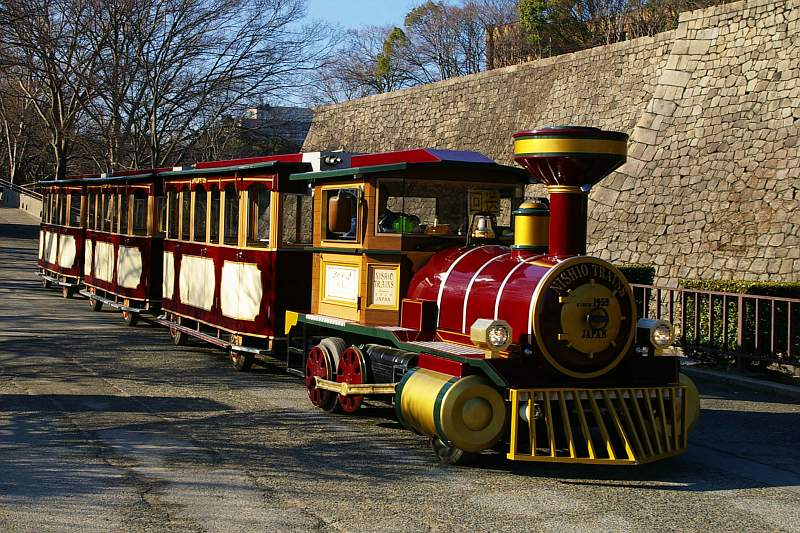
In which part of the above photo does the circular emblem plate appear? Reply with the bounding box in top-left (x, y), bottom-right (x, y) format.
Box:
top-left (531, 257), bottom-right (636, 379)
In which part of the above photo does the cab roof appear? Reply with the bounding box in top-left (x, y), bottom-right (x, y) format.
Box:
top-left (288, 148), bottom-right (528, 184)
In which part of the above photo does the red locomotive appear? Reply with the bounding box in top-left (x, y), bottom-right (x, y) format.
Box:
top-left (286, 126), bottom-right (700, 465)
top-left (34, 126), bottom-right (700, 466)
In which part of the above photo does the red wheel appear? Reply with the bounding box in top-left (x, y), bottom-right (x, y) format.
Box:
top-left (121, 305), bottom-right (139, 326)
top-left (305, 337), bottom-right (347, 412)
top-left (88, 288), bottom-right (102, 312)
top-left (336, 346), bottom-right (367, 414)
top-left (169, 315), bottom-right (186, 346)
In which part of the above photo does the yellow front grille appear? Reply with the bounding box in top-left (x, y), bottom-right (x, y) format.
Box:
top-left (507, 386), bottom-right (688, 465)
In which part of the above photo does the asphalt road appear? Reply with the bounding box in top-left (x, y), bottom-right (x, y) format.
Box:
top-left (1, 205), bottom-right (799, 532)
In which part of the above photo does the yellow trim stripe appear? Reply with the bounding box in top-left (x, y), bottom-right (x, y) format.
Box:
top-left (514, 137), bottom-right (627, 156)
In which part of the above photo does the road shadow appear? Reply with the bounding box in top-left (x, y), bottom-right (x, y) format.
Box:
top-left (0, 393), bottom-right (231, 413)
top-left (0, 222), bottom-right (40, 241)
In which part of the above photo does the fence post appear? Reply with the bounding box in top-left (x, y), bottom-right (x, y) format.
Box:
top-left (736, 295), bottom-right (744, 370)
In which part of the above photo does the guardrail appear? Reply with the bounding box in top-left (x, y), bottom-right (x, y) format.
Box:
top-left (0, 177), bottom-right (42, 218)
top-left (631, 284), bottom-right (799, 370)
top-left (0, 178), bottom-right (42, 200)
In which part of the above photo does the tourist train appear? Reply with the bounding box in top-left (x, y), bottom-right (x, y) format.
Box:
top-left (37, 126), bottom-right (700, 465)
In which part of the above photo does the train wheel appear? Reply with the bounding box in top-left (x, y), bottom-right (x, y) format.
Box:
top-left (88, 288), bottom-right (103, 312)
top-left (431, 437), bottom-right (476, 466)
top-left (41, 277), bottom-right (52, 289)
top-left (62, 285), bottom-right (74, 299)
top-left (121, 300), bottom-right (139, 327)
top-left (169, 316), bottom-right (186, 346)
top-left (336, 346), bottom-right (367, 414)
top-left (230, 351), bottom-right (254, 372)
top-left (305, 337), bottom-right (345, 412)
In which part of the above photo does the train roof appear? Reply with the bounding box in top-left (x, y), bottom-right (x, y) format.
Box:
top-left (38, 171), bottom-right (157, 186)
top-left (288, 148), bottom-right (529, 184)
top-left (159, 158), bottom-right (310, 178)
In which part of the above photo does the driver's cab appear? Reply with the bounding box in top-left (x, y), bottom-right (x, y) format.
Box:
top-left (290, 148), bottom-right (529, 325)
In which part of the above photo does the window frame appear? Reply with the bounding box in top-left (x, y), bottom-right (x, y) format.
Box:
top-left (222, 183), bottom-right (240, 247)
top-left (245, 183), bottom-right (272, 248)
top-left (180, 185), bottom-right (191, 241)
top-left (279, 191), bottom-right (313, 247)
top-left (209, 185), bottom-right (221, 244)
top-left (193, 185), bottom-right (208, 243)
top-left (132, 189), bottom-right (149, 236)
top-left (166, 187), bottom-right (179, 239)
top-left (320, 184), bottom-right (363, 245)
top-left (373, 178), bottom-right (524, 239)
top-left (119, 189), bottom-right (130, 235)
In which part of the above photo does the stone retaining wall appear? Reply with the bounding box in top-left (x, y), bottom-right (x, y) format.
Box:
top-left (304, 0), bottom-right (799, 286)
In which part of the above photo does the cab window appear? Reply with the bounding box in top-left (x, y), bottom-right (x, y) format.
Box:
top-left (193, 185), bottom-right (207, 242)
top-left (280, 193), bottom-right (312, 246)
top-left (223, 184), bottom-right (239, 246)
top-left (246, 184), bottom-right (270, 247)
top-left (324, 187), bottom-right (359, 242)
top-left (375, 179), bottom-right (522, 237)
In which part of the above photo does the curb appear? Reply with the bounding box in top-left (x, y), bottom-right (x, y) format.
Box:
top-left (683, 366), bottom-right (800, 400)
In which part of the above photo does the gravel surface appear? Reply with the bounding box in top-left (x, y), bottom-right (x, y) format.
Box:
top-left (1, 206), bottom-right (799, 532)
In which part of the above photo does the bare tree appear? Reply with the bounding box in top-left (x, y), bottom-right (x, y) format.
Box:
top-left (0, 79), bottom-right (36, 183)
top-left (0, 0), bottom-right (112, 180)
top-left (307, 25), bottom-right (416, 104)
top-left (124, 0), bottom-right (330, 168)
top-left (402, 1), bottom-right (488, 82)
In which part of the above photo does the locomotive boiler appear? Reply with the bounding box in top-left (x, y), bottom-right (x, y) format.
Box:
top-left (286, 125), bottom-right (699, 465)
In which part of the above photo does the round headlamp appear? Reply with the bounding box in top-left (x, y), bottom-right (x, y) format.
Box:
top-left (637, 318), bottom-right (674, 353)
top-left (652, 324), bottom-right (673, 348)
top-left (487, 324), bottom-right (510, 347)
top-left (470, 319), bottom-right (513, 357)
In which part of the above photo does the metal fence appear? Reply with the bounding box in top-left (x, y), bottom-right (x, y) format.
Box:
top-left (631, 284), bottom-right (800, 370)
top-left (0, 177), bottom-right (42, 219)
top-left (0, 178), bottom-right (42, 200)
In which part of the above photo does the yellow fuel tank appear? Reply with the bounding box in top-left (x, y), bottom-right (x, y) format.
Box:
top-left (395, 368), bottom-right (507, 453)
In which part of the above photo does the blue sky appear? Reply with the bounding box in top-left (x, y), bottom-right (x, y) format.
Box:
top-left (306, 0), bottom-right (419, 29)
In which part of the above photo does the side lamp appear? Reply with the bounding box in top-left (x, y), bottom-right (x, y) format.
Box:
top-left (470, 319), bottom-right (512, 359)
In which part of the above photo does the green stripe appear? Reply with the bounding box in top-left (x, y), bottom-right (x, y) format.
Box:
top-left (295, 312), bottom-right (509, 387)
top-left (393, 368), bottom-right (416, 430)
top-left (433, 377), bottom-right (459, 443)
top-left (159, 160), bottom-right (281, 177)
top-left (289, 162), bottom-right (408, 181)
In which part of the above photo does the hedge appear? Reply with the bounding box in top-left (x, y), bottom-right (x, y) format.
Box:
top-left (678, 279), bottom-right (800, 299)
top-left (618, 264), bottom-right (656, 285)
